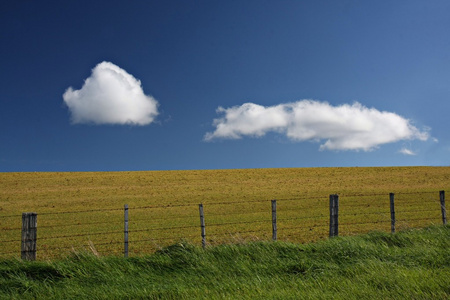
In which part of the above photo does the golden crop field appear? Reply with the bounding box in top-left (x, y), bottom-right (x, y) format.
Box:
top-left (1, 166), bottom-right (449, 259)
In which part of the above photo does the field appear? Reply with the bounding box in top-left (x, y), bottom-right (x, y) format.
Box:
top-left (1, 166), bottom-right (449, 259)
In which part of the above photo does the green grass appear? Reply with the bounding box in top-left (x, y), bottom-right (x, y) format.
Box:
top-left (1, 225), bottom-right (449, 299)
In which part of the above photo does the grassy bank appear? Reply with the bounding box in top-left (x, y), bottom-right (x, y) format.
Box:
top-left (1, 225), bottom-right (449, 299)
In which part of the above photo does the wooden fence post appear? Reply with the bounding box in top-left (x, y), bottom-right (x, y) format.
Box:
top-left (440, 191), bottom-right (447, 225)
top-left (124, 204), bottom-right (129, 258)
top-left (329, 194), bottom-right (339, 237)
top-left (390, 193), bottom-right (395, 233)
top-left (329, 195), bottom-right (334, 237)
top-left (21, 212), bottom-right (37, 261)
top-left (199, 204), bottom-right (206, 249)
top-left (271, 200), bottom-right (277, 241)
top-left (334, 194), bottom-right (339, 236)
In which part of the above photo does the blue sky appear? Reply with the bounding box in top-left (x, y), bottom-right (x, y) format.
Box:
top-left (1, 1), bottom-right (449, 172)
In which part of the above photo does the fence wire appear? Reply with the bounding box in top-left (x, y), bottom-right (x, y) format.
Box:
top-left (0, 190), bottom-right (446, 259)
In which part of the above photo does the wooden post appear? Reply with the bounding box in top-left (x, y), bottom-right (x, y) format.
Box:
top-left (21, 212), bottom-right (37, 261)
top-left (124, 204), bottom-right (129, 258)
top-left (329, 194), bottom-right (339, 237)
top-left (440, 191), bottom-right (447, 225)
top-left (329, 195), bottom-right (334, 237)
top-left (389, 193), bottom-right (395, 233)
top-left (199, 204), bottom-right (206, 249)
top-left (271, 200), bottom-right (277, 241)
top-left (334, 194), bottom-right (339, 237)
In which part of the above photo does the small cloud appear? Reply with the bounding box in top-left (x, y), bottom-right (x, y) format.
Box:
top-left (204, 100), bottom-right (430, 151)
top-left (399, 148), bottom-right (416, 156)
top-left (63, 61), bottom-right (159, 125)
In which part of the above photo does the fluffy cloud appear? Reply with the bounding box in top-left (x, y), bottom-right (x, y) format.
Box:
top-left (204, 100), bottom-right (430, 151)
top-left (63, 61), bottom-right (158, 125)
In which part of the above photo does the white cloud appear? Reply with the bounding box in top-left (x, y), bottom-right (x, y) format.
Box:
top-left (63, 61), bottom-right (158, 125)
top-left (399, 148), bottom-right (416, 155)
top-left (204, 100), bottom-right (430, 151)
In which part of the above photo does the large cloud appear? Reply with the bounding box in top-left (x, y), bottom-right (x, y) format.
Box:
top-left (63, 61), bottom-right (158, 125)
top-left (204, 100), bottom-right (430, 151)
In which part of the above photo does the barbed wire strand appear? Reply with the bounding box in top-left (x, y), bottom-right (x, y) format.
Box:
top-left (207, 219), bottom-right (268, 227)
top-left (130, 215), bottom-right (198, 222)
top-left (395, 199), bottom-right (442, 205)
top-left (208, 229), bottom-right (267, 237)
top-left (204, 199), bottom-right (273, 206)
top-left (0, 214), bottom-right (22, 219)
top-left (397, 217), bottom-right (440, 222)
top-left (276, 195), bottom-right (329, 201)
top-left (206, 209), bottom-right (269, 218)
top-left (41, 240), bottom-right (124, 252)
top-left (131, 233), bottom-right (199, 244)
top-left (339, 211), bottom-right (388, 217)
top-left (396, 191), bottom-right (438, 195)
top-left (0, 239), bottom-right (21, 243)
top-left (38, 207), bottom-right (123, 216)
top-left (132, 203), bottom-right (199, 210)
top-left (341, 203), bottom-right (388, 208)
top-left (340, 220), bottom-right (387, 226)
top-left (38, 230), bottom-right (123, 241)
top-left (340, 193), bottom-right (389, 198)
top-left (0, 227), bottom-right (22, 231)
top-left (38, 220), bottom-right (122, 229)
top-left (396, 208), bottom-right (442, 214)
top-left (278, 215), bottom-right (327, 222)
top-left (130, 224), bottom-right (198, 233)
top-left (277, 224), bottom-right (329, 231)
top-left (0, 250), bottom-right (20, 255)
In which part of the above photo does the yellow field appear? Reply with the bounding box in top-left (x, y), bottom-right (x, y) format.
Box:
top-left (1, 167), bottom-right (449, 259)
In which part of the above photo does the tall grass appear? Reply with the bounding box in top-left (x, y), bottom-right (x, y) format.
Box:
top-left (1, 225), bottom-right (449, 299)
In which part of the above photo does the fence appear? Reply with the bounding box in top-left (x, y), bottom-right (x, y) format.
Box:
top-left (0, 190), bottom-right (447, 260)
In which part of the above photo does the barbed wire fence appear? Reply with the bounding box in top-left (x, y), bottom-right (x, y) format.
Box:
top-left (0, 190), bottom-right (446, 260)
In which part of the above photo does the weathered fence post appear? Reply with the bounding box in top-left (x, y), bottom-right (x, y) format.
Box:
top-left (329, 195), bottom-right (333, 237)
top-left (390, 193), bottom-right (395, 233)
top-left (334, 194), bottom-right (339, 236)
top-left (440, 191), bottom-right (447, 225)
top-left (124, 204), bottom-right (129, 258)
top-left (199, 204), bottom-right (206, 249)
top-left (329, 194), bottom-right (339, 237)
top-left (21, 212), bottom-right (37, 261)
top-left (271, 200), bottom-right (277, 241)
